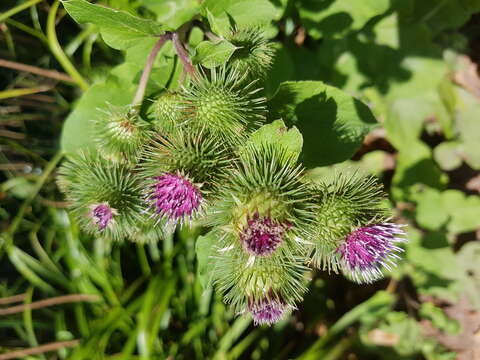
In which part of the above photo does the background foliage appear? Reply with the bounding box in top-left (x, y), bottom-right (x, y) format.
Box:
top-left (1, 0), bottom-right (480, 358)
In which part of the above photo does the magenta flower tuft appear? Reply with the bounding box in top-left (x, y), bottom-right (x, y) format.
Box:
top-left (337, 223), bottom-right (407, 283)
top-left (148, 172), bottom-right (202, 224)
top-left (240, 212), bottom-right (289, 256)
top-left (249, 296), bottom-right (288, 326)
top-left (90, 203), bottom-right (116, 230)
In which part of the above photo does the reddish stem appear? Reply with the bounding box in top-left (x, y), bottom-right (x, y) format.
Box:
top-left (132, 33), bottom-right (171, 107)
top-left (172, 32), bottom-right (197, 78)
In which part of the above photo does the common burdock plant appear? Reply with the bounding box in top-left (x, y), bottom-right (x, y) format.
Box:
top-left (210, 227), bottom-right (308, 320)
top-left (57, 5), bottom-right (409, 327)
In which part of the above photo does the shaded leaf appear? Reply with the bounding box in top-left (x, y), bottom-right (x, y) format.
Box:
top-left (299, 0), bottom-right (390, 39)
top-left (268, 81), bottom-right (376, 167)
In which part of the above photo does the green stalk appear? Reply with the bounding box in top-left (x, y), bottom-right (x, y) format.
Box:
top-left (2, 151), bottom-right (63, 250)
top-left (46, 1), bottom-right (89, 91)
top-left (5, 18), bottom-right (48, 44)
top-left (298, 291), bottom-right (394, 360)
top-left (0, 0), bottom-right (43, 23)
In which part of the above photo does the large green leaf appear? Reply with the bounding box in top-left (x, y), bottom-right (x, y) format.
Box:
top-left (299, 0), bottom-right (390, 39)
top-left (140, 0), bottom-right (200, 30)
top-left (268, 81), bottom-right (376, 167)
top-left (62, 0), bottom-right (164, 50)
top-left (202, 0), bottom-right (281, 36)
top-left (193, 40), bottom-right (237, 68)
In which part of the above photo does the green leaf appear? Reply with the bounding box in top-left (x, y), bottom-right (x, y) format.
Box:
top-left (140, 0), bottom-right (200, 30)
top-left (433, 142), bottom-right (462, 171)
top-left (202, 0), bottom-right (281, 36)
top-left (360, 311), bottom-right (424, 357)
top-left (60, 75), bottom-right (136, 154)
top-left (391, 141), bottom-right (448, 201)
top-left (62, 0), bottom-right (164, 50)
top-left (442, 190), bottom-right (480, 234)
top-left (414, 187), bottom-right (449, 231)
top-left (195, 232), bottom-right (217, 289)
top-left (268, 81), bottom-right (376, 167)
top-left (419, 302), bottom-right (460, 335)
top-left (409, 0), bottom-right (480, 35)
top-left (299, 0), bottom-right (390, 39)
top-left (245, 120), bottom-right (303, 161)
top-left (193, 40), bottom-right (237, 68)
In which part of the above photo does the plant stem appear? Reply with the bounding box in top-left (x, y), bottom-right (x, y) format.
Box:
top-left (46, 1), bottom-right (89, 91)
top-left (132, 34), bottom-right (171, 107)
top-left (172, 32), bottom-right (196, 78)
top-left (0, 340), bottom-right (79, 360)
top-left (0, 58), bottom-right (74, 82)
top-left (0, 0), bottom-right (43, 23)
top-left (0, 294), bottom-right (100, 316)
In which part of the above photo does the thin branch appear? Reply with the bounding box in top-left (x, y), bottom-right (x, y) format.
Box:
top-left (172, 32), bottom-right (196, 78)
top-left (0, 294), bottom-right (100, 316)
top-left (0, 340), bottom-right (79, 360)
top-left (132, 33), bottom-right (171, 107)
top-left (0, 59), bottom-right (73, 82)
top-left (0, 293), bottom-right (26, 306)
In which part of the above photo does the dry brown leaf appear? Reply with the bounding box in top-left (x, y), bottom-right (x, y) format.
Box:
top-left (421, 295), bottom-right (480, 360)
top-left (454, 56), bottom-right (480, 100)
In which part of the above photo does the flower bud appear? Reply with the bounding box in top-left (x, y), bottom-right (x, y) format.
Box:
top-left (226, 27), bottom-right (274, 82)
top-left (210, 230), bottom-right (307, 320)
top-left (338, 223), bottom-right (407, 283)
top-left (57, 152), bottom-right (145, 241)
top-left (248, 294), bottom-right (291, 326)
top-left (150, 92), bottom-right (184, 135)
top-left (208, 142), bottom-right (316, 254)
top-left (180, 67), bottom-right (266, 143)
top-left (207, 143), bottom-right (315, 319)
top-left (93, 105), bottom-right (151, 164)
top-left (140, 127), bottom-right (231, 227)
top-left (307, 173), bottom-right (406, 280)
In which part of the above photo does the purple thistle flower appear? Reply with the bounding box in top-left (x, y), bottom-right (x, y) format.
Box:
top-left (90, 203), bottom-right (116, 230)
top-left (248, 296), bottom-right (288, 326)
top-left (239, 212), bottom-right (289, 256)
top-left (337, 223), bottom-right (407, 283)
top-left (148, 172), bottom-right (202, 224)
